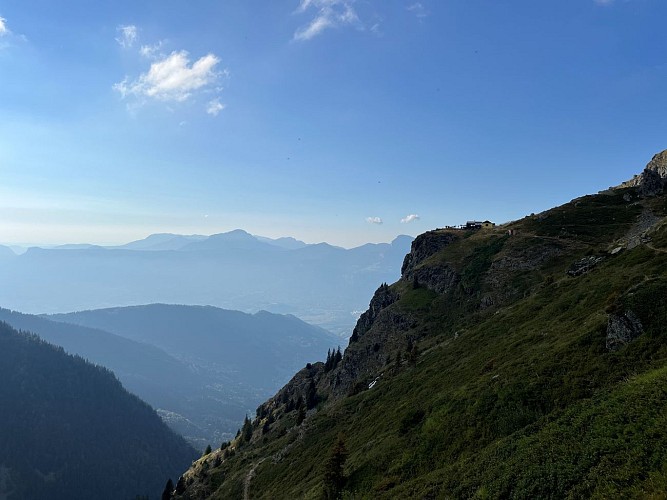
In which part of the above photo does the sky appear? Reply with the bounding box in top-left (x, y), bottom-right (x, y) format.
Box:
top-left (1, 0), bottom-right (666, 248)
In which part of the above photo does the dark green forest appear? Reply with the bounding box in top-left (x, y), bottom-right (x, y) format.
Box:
top-left (0, 321), bottom-right (197, 500)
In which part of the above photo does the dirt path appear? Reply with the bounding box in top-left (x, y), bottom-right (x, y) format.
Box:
top-left (243, 457), bottom-right (267, 500)
top-left (647, 243), bottom-right (667, 254)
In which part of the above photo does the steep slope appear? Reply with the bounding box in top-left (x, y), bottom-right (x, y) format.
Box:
top-left (0, 308), bottom-right (247, 450)
top-left (171, 150), bottom-right (667, 499)
top-left (0, 321), bottom-right (197, 500)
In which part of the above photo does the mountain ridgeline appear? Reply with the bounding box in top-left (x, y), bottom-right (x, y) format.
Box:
top-left (0, 305), bottom-right (338, 451)
top-left (0, 231), bottom-right (413, 336)
top-left (0, 321), bottom-right (197, 500)
top-left (171, 150), bottom-right (667, 498)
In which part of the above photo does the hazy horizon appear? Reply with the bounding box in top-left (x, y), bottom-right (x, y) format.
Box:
top-left (2, 1), bottom-right (665, 249)
top-left (0, 227), bottom-right (415, 251)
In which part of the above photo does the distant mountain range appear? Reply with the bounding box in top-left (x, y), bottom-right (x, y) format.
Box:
top-left (0, 321), bottom-right (196, 500)
top-left (0, 230), bottom-right (413, 335)
top-left (0, 304), bottom-right (337, 450)
top-left (172, 150), bottom-right (667, 499)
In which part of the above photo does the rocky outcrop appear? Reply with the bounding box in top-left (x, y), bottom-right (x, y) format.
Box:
top-left (410, 264), bottom-right (460, 294)
top-left (567, 256), bottom-right (605, 276)
top-left (401, 230), bottom-right (459, 278)
top-left (349, 283), bottom-right (399, 343)
top-left (620, 209), bottom-right (661, 250)
top-left (260, 362), bottom-right (325, 418)
top-left (336, 307), bottom-right (416, 391)
top-left (618, 150), bottom-right (667, 196)
top-left (606, 311), bottom-right (643, 351)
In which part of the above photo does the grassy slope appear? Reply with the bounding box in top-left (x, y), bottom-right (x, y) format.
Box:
top-left (196, 189), bottom-right (667, 499)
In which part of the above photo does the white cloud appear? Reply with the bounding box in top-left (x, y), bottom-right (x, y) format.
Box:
top-left (140, 41), bottom-right (164, 59)
top-left (116, 25), bottom-right (137, 48)
top-left (294, 0), bottom-right (361, 41)
top-left (206, 98), bottom-right (225, 116)
top-left (366, 216), bottom-right (383, 225)
top-left (401, 214), bottom-right (420, 224)
top-left (0, 16), bottom-right (8, 36)
top-left (407, 3), bottom-right (428, 18)
top-left (114, 50), bottom-right (221, 102)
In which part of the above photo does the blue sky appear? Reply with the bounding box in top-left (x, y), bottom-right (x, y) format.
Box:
top-left (1, 0), bottom-right (666, 247)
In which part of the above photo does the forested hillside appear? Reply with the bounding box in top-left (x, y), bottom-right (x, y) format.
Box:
top-left (3, 304), bottom-right (337, 450)
top-left (0, 321), bottom-right (197, 500)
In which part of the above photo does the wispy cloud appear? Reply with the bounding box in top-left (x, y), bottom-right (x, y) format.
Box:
top-left (139, 41), bottom-right (164, 59)
top-left (0, 16), bottom-right (9, 36)
top-left (294, 0), bottom-right (361, 41)
top-left (116, 25), bottom-right (137, 48)
top-left (114, 50), bottom-right (221, 102)
top-left (407, 3), bottom-right (429, 19)
top-left (366, 216), bottom-right (383, 225)
top-left (206, 98), bottom-right (225, 116)
top-left (401, 214), bottom-right (420, 224)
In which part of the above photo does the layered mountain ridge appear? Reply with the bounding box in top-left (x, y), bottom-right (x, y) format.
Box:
top-left (0, 304), bottom-right (338, 450)
top-left (0, 232), bottom-right (413, 336)
top-left (171, 150), bottom-right (667, 499)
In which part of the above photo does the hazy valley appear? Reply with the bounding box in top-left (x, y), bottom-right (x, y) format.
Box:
top-left (3, 2), bottom-right (667, 498)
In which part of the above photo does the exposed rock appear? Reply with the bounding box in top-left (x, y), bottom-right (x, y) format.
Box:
top-left (567, 256), bottom-right (605, 276)
top-left (401, 230), bottom-right (458, 278)
top-left (334, 307), bottom-right (417, 396)
top-left (646, 149), bottom-right (667, 178)
top-left (618, 149), bottom-right (667, 196)
top-left (638, 168), bottom-right (664, 197)
top-left (606, 311), bottom-right (643, 351)
top-left (349, 283), bottom-right (399, 343)
top-left (409, 263), bottom-right (460, 294)
top-left (271, 363), bottom-right (324, 410)
top-left (480, 296), bottom-right (494, 309)
top-left (621, 209), bottom-right (661, 249)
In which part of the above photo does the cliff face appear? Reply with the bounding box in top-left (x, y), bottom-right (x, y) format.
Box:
top-left (619, 149), bottom-right (667, 195)
top-left (172, 151), bottom-right (667, 500)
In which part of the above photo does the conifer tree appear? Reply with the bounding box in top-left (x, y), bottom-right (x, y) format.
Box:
top-left (241, 415), bottom-right (252, 443)
top-left (323, 434), bottom-right (348, 499)
top-left (306, 379), bottom-right (318, 409)
top-left (161, 479), bottom-right (174, 500)
top-left (334, 347), bottom-right (342, 367)
top-left (325, 349), bottom-right (333, 372)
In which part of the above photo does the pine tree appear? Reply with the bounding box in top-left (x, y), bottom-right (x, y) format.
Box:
top-left (323, 434), bottom-right (348, 499)
top-left (334, 347), bottom-right (342, 368)
top-left (204, 444), bottom-right (212, 455)
top-left (241, 415), bottom-right (253, 443)
top-left (325, 349), bottom-right (333, 372)
top-left (306, 379), bottom-right (318, 409)
top-left (161, 479), bottom-right (174, 500)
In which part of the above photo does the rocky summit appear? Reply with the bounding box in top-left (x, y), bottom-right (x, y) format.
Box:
top-left (619, 148), bottom-right (667, 196)
top-left (171, 150), bottom-right (667, 499)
